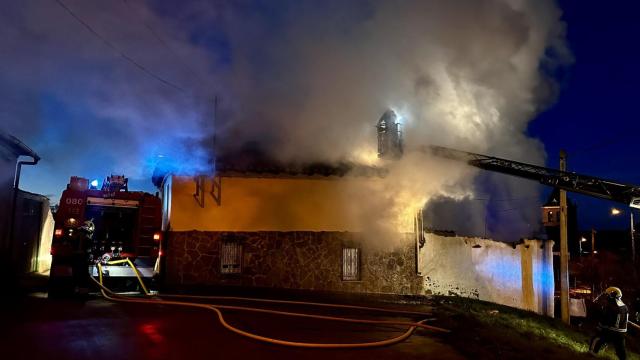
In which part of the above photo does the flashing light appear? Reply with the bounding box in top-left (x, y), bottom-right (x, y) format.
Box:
top-left (581, 237), bottom-right (587, 242)
top-left (158, 250), bottom-right (163, 256)
top-left (153, 232), bottom-right (161, 241)
top-left (54, 229), bottom-right (63, 237)
top-left (90, 179), bottom-right (99, 188)
top-left (611, 208), bottom-right (622, 216)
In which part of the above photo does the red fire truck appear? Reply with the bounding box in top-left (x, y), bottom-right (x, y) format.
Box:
top-left (49, 175), bottom-right (162, 295)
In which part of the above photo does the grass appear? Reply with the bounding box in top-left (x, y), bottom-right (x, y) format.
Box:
top-left (430, 296), bottom-right (640, 360)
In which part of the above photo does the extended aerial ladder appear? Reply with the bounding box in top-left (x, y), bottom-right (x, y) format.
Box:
top-left (426, 145), bottom-right (640, 209)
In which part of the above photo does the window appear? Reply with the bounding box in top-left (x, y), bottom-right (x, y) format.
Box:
top-left (221, 241), bottom-right (242, 274)
top-left (342, 248), bottom-right (360, 281)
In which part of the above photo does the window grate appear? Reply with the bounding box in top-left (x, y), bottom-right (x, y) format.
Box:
top-left (221, 241), bottom-right (242, 274)
top-left (342, 248), bottom-right (360, 281)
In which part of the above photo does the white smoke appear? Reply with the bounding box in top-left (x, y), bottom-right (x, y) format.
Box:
top-left (0, 0), bottom-right (569, 242)
top-left (214, 0), bottom-right (570, 242)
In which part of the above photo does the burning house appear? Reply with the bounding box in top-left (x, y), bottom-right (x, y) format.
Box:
top-left (153, 156), bottom-right (423, 294)
top-left (153, 111), bottom-right (554, 316)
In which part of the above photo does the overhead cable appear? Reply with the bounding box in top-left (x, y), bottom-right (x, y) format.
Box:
top-left (53, 0), bottom-right (187, 93)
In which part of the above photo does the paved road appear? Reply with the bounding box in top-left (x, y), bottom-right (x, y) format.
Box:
top-left (2, 293), bottom-right (463, 360)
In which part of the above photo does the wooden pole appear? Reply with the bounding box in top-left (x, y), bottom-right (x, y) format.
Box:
top-left (591, 228), bottom-right (596, 257)
top-left (559, 150), bottom-right (570, 324)
top-left (631, 211), bottom-right (635, 264)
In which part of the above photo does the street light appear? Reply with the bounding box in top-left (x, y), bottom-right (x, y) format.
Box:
top-left (580, 237), bottom-right (587, 254)
top-left (611, 208), bottom-right (635, 263)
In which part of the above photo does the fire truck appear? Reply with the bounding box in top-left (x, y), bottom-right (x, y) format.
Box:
top-left (49, 175), bottom-right (163, 295)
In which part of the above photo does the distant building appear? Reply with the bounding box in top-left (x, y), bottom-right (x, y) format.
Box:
top-left (541, 188), bottom-right (579, 254)
top-left (0, 132), bottom-right (52, 280)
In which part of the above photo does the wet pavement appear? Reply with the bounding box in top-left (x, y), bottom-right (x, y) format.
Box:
top-left (1, 293), bottom-right (463, 360)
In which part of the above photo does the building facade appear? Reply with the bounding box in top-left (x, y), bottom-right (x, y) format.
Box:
top-left (156, 166), bottom-right (555, 316)
top-left (0, 132), bottom-right (49, 281)
top-left (158, 168), bottom-right (423, 295)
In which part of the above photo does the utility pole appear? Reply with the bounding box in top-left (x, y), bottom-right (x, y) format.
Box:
top-left (591, 228), bottom-right (596, 257)
top-left (631, 211), bottom-right (635, 264)
top-left (559, 150), bottom-right (570, 324)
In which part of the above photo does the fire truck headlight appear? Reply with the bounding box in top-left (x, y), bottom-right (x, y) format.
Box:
top-left (65, 218), bottom-right (77, 227)
top-left (54, 229), bottom-right (63, 237)
top-left (153, 232), bottom-right (161, 241)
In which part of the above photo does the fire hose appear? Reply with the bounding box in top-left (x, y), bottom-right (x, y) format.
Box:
top-left (90, 259), bottom-right (450, 348)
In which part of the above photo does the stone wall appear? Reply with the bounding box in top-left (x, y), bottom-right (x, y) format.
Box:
top-left (166, 231), bottom-right (422, 295)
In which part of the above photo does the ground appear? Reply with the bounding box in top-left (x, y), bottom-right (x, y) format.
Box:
top-left (2, 278), bottom-right (638, 359)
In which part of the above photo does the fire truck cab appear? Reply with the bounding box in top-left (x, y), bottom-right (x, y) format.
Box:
top-left (49, 175), bottom-right (162, 295)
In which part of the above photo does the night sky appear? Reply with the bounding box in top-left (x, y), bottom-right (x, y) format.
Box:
top-left (529, 0), bottom-right (640, 230)
top-left (3, 0), bottom-right (640, 235)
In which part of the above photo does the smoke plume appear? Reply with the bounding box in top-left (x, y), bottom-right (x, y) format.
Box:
top-left (0, 0), bottom-right (569, 242)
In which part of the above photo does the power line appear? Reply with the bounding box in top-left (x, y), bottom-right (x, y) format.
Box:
top-left (470, 196), bottom-right (541, 202)
top-left (121, 0), bottom-right (206, 88)
top-left (570, 130), bottom-right (635, 158)
top-left (53, 0), bottom-right (187, 93)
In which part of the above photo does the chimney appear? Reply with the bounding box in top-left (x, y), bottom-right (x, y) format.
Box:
top-left (376, 110), bottom-right (403, 159)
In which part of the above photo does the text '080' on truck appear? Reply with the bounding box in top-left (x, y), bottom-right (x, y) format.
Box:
top-left (49, 175), bottom-right (163, 296)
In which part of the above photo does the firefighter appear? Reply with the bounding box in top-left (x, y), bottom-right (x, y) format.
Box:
top-left (71, 219), bottom-right (94, 293)
top-left (589, 287), bottom-right (629, 359)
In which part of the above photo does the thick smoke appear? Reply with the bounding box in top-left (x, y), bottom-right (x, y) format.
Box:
top-left (0, 0), bottom-right (569, 242)
top-left (215, 0), bottom-right (569, 243)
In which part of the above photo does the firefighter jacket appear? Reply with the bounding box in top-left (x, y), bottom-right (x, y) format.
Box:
top-left (598, 298), bottom-right (629, 333)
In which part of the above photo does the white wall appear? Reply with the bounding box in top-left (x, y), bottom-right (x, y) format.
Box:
top-left (418, 233), bottom-right (554, 316)
top-left (36, 206), bottom-right (53, 273)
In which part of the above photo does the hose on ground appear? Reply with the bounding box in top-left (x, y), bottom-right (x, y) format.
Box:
top-left (91, 261), bottom-right (449, 348)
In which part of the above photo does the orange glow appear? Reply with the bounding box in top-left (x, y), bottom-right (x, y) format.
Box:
top-left (153, 232), bottom-right (161, 241)
top-left (54, 229), bottom-right (63, 237)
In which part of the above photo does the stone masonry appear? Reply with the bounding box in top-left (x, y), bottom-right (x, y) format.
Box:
top-left (166, 231), bottom-right (423, 295)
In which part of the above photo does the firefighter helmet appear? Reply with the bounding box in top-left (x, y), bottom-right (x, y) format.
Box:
top-left (80, 219), bottom-right (95, 233)
top-left (605, 286), bottom-right (622, 299)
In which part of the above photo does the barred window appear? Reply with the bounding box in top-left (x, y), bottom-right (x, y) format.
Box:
top-left (342, 248), bottom-right (360, 281)
top-left (221, 241), bottom-right (242, 274)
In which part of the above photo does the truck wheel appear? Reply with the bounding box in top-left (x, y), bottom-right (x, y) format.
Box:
top-left (48, 257), bottom-right (74, 298)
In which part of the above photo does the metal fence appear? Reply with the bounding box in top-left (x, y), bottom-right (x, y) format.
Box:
top-left (221, 241), bottom-right (242, 274)
top-left (342, 248), bottom-right (360, 281)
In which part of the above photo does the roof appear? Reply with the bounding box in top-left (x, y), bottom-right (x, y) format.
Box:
top-left (543, 188), bottom-right (560, 207)
top-left (152, 146), bottom-right (387, 188)
top-left (214, 158), bottom-right (386, 178)
top-left (0, 131), bottom-right (40, 160)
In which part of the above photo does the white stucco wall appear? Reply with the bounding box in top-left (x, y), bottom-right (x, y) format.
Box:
top-left (37, 207), bottom-right (54, 273)
top-left (418, 233), bottom-right (554, 316)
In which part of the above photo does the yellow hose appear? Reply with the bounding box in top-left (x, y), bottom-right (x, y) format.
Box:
top-left (161, 293), bottom-right (433, 317)
top-left (93, 260), bottom-right (449, 348)
top-left (103, 259), bottom-right (432, 317)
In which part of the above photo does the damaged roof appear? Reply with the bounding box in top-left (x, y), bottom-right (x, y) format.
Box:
top-left (152, 145), bottom-right (387, 187)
